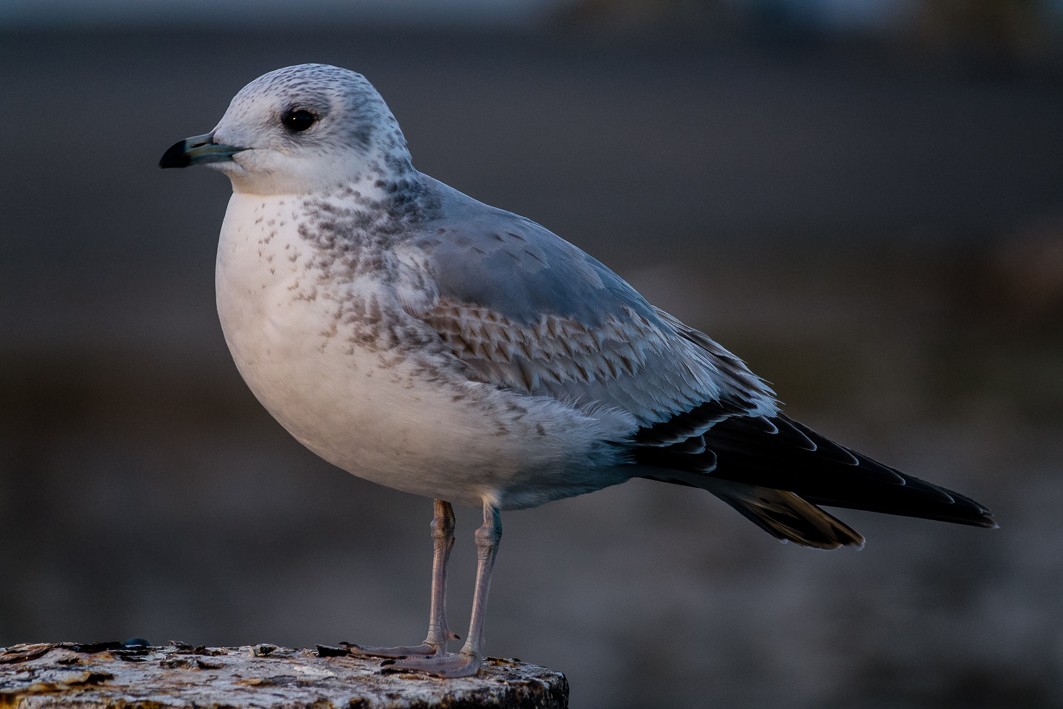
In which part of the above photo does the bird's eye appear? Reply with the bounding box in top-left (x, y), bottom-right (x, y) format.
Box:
top-left (281, 108), bottom-right (316, 132)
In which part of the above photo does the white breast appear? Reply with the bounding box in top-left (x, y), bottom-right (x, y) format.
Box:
top-left (214, 193), bottom-right (632, 510)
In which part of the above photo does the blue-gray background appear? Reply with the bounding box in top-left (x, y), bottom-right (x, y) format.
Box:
top-left (2, 2), bottom-right (1062, 706)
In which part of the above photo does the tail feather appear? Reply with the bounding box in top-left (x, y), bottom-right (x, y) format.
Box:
top-left (716, 483), bottom-right (865, 550)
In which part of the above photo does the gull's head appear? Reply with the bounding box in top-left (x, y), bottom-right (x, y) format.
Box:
top-left (159, 64), bottom-right (413, 195)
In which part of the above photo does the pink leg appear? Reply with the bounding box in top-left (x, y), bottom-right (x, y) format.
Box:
top-left (382, 501), bottom-right (502, 678)
top-left (347, 499), bottom-right (459, 658)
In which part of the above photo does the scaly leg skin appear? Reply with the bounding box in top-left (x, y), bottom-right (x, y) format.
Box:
top-left (346, 499), bottom-right (460, 659)
top-left (382, 500), bottom-right (502, 678)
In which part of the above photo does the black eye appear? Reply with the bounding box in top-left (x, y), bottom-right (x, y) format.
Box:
top-left (281, 108), bottom-right (316, 132)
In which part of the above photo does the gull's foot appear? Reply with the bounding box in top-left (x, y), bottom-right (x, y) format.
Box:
top-left (380, 650), bottom-right (483, 678)
top-left (341, 641), bottom-right (441, 659)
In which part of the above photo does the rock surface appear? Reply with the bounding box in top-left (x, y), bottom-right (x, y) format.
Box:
top-left (0, 642), bottom-right (568, 708)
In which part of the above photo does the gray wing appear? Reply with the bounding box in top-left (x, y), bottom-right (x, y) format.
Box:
top-left (407, 177), bottom-right (777, 437)
top-left (405, 179), bottom-right (996, 539)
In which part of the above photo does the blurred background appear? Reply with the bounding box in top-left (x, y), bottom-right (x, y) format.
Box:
top-left (2, 1), bottom-right (1062, 706)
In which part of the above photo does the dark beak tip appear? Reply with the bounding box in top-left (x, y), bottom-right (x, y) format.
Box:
top-left (159, 140), bottom-right (191, 169)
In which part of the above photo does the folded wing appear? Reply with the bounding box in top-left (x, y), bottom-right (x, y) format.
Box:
top-left (407, 177), bottom-right (995, 545)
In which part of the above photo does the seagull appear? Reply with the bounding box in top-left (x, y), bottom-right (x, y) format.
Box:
top-left (160, 63), bottom-right (995, 678)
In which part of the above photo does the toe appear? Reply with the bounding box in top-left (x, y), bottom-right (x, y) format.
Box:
top-left (342, 641), bottom-right (438, 659)
top-left (381, 651), bottom-right (482, 678)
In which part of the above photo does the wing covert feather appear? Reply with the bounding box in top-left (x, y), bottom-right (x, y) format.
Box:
top-left (407, 177), bottom-right (776, 428)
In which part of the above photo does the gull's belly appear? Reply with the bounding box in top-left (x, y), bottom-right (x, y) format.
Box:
top-left (218, 306), bottom-right (488, 503)
top-left (214, 194), bottom-right (631, 508)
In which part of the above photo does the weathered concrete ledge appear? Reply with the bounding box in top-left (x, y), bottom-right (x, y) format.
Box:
top-left (0, 642), bottom-right (568, 708)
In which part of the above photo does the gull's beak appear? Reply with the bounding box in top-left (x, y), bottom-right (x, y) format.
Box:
top-left (159, 132), bottom-right (245, 169)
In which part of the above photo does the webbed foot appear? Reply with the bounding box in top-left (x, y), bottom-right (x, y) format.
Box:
top-left (380, 649), bottom-right (483, 678)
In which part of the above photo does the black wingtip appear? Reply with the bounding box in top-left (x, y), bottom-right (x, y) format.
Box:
top-left (159, 140), bottom-right (191, 169)
top-left (969, 510), bottom-right (998, 529)
top-left (661, 412), bottom-right (1000, 531)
